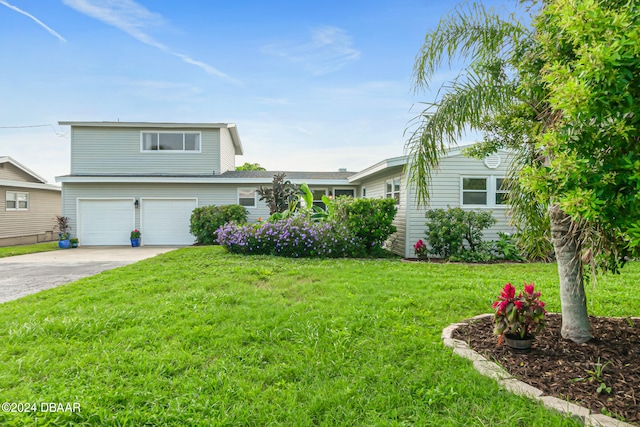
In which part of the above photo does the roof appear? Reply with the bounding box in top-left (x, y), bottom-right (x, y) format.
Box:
top-left (55, 171), bottom-right (356, 186)
top-left (0, 156), bottom-right (47, 184)
top-left (58, 121), bottom-right (243, 155)
top-left (221, 170), bottom-right (356, 180)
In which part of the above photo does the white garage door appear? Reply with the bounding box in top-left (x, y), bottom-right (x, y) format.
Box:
top-left (79, 199), bottom-right (135, 246)
top-left (141, 198), bottom-right (197, 245)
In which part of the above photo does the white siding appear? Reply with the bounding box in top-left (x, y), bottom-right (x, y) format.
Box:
top-left (405, 150), bottom-right (515, 257)
top-left (70, 127), bottom-right (221, 175)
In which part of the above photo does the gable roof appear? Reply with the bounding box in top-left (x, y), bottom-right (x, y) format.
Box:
top-left (0, 156), bottom-right (47, 184)
top-left (58, 121), bottom-right (244, 155)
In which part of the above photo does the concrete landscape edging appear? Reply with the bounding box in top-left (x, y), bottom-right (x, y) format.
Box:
top-left (442, 314), bottom-right (635, 427)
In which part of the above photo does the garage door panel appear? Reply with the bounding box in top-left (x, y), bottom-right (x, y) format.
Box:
top-left (142, 199), bottom-right (196, 245)
top-left (79, 199), bottom-right (134, 246)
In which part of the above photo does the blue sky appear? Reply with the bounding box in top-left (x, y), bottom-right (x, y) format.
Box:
top-left (0, 0), bottom-right (518, 184)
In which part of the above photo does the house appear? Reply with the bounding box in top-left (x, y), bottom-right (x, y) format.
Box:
top-left (56, 121), bottom-right (514, 256)
top-left (1, 156), bottom-right (61, 246)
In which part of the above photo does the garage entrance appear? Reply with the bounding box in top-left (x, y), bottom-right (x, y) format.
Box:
top-left (78, 199), bottom-right (135, 246)
top-left (141, 198), bottom-right (197, 245)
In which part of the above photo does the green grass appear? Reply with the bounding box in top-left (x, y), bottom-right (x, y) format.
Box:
top-left (1, 247), bottom-right (638, 426)
top-left (0, 242), bottom-right (59, 258)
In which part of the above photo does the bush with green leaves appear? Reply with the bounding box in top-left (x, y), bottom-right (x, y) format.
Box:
top-left (334, 198), bottom-right (397, 254)
top-left (424, 207), bottom-right (497, 259)
top-left (190, 204), bottom-right (248, 245)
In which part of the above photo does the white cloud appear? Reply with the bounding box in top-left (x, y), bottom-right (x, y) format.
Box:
top-left (0, 0), bottom-right (66, 41)
top-left (262, 26), bottom-right (361, 75)
top-left (61, 0), bottom-right (238, 83)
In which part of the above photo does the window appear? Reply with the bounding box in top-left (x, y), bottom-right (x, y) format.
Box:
top-left (312, 189), bottom-right (327, 208)
top-left (461, 177), bottom-right (508, 207)
top-left (238, 188), bottom-right (256, 208)
top-left (495, 178), bottom-right (510, 205)
top-left (362, 187), bottom-right (367, 198)
top-left (462, 178), bottom-right (488, 205)
top-left (141, 132), bottom-right (201, 152)
top-left (386, 178), bottom-right (401, 204)
top-left (333, 188), bottom-right (355, 198)
top-left (6, 191), bottom-right (28, 210)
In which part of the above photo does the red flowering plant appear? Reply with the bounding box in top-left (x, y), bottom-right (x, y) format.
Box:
top-left (414, 239), bottom-right (428, 258)
top-left (492, 282), bottom-right (546, 344)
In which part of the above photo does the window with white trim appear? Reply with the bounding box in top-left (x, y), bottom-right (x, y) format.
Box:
top-left (141, 132), bottom-right (201, 152)
top-left (462, 178), bottom-right (488, 205)
top-left (386, 178), bottom-right (401, 204)
top-left (461, 176), bottom-right (508, 207)
top-left (238, 188), bottom-right (257, 208)
top-left (6, 191), bottom-right (29, 210)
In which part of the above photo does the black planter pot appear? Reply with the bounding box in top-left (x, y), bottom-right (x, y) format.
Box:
top-left (504, 334), bottom-right (534, 352)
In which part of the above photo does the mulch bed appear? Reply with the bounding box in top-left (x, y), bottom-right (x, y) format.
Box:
top-left (452, 314), bottom-right (640, 425)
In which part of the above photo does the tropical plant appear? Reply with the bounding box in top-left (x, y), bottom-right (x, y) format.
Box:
top-left (407, 0), bottom-right (640, 343)
top-left (413, 239), bottom-right (428, 258)
top-left (257, 173), bottom-right (300, 215)
top-left (55, 215), bottom-right (71, 239)
top-left (492, 282), bottom-right (546, 343)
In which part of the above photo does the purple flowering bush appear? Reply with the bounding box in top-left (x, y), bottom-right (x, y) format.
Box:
top-left (217, 217), bottom-right (365, 258)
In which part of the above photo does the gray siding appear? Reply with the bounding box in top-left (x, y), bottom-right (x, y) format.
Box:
top-left (70, 127), bottom-right (221, 175)
top-left (219, 128), bottom-right (236, 173)
top-left (1, 185), bottom-right (61, 246)
top-left (405, 150), bottom-right (515, 257)
top-left (0, 163), bottom-right (39, 183)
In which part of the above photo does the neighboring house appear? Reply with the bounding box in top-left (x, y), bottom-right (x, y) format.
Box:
top-left (1, 156), bottom-right (61, 246)
top-left (56, 121), bottom-right (514, 256)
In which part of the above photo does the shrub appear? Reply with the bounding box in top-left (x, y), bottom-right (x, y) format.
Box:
top-left (190, 205), bottom-right (248, 245)
top-left (424, 207), bottom-right (496, 259)
top-left (217, 217), bottom-right (364, 258)
top-left (334, 198), bottom-right (397, 254)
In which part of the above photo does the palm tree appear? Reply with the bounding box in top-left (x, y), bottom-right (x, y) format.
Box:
top-left (406, 1), bottom-right (593, 343)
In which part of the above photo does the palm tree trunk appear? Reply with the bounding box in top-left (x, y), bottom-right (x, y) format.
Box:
top-left (549, 204), bottom-right (593, 343)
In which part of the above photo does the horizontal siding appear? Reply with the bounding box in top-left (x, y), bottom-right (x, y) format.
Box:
top-left (0, 185), bottom-right (61, 243)
top-left (358, 169), bottom-right (405, 256)
top-left (0, 163), bottom-right (39, 183)
top-left (406, 151), bottom-right (516, 257)
top-left (219, 128), bottom-right (236, 174)
top-left (70, 127), bottom-right (220, 175)
top-left (62, 183), bottom-right (271, 237)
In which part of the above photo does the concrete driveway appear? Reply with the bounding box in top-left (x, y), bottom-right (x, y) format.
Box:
top-left (0, 246), bottom-right (179, 304)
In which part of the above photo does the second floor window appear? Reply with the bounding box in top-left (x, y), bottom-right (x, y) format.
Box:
top-left (141, 132), bottom-right (201, 152)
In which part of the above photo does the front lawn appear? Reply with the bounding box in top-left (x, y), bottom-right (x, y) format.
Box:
top-left (1, 246), bottom-right (637, 426)
top-left (0, 242), bottom-right (59, 258)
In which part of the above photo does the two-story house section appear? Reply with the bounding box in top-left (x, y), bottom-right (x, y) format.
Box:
top-left (55, 121), bottom-right (359, 247)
